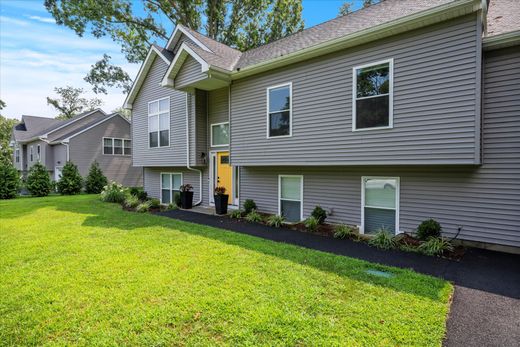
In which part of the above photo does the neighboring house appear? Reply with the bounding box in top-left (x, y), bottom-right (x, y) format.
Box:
top-left (124, 0), bottom-right (520, 250)
top-left (11, 109), bottom-right (142, 187)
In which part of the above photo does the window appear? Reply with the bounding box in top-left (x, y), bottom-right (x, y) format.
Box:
top-left (161, 173), bottom-right (182, 204)
top-left (211, 122), bottom-right (229, 147)
top-left (30, 146), bottom-right (33, 162)
top-left (103, 137), bottom-right (131, 155)
top-left (103, 138), bottom-right (113, 155)
top-left (15, 149), bottom-right (20, 163)
top-left (353, 60), bottom-right (393, 130)
top-left (148, 97), bottom-right (170, 147)
top-left (362, 177), bottom-right (399, 234)
top-left (278, 175), bottom-right (303, 222)
top-left (124, 139), bottom-right (131, 155)
top-left (37, 145), bottom-right (41, 161)
top-left (267, 83), bottom-right (292, 137)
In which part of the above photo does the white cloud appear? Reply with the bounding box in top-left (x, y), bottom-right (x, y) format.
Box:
top-left (26, 15), bottom-right (56, 24)
top-left (0, 16), bottom-right (29, 26)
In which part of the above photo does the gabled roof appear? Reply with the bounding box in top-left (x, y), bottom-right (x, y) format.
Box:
top-left (50, 113), bottom-right (130, 143)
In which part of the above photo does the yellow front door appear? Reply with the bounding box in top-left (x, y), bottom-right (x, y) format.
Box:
top-left (216, 152), bottom-right (232, 204)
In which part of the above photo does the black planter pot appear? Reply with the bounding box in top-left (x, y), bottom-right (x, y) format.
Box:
top-left (214, 194), bottom-right (229, 215)
top-left (180, 191), bottom-right (194, 209)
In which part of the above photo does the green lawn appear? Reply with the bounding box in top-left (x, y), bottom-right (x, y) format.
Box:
top-left (0, 195), bottom-right (453, 346)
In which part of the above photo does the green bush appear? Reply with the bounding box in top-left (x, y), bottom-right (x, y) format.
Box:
top-left (245, 210), bottom-right (262, 223)
top-left (243, 199), bottom-right (257, 214)
top-left (416, 219), bottom-right (442, 240)
top-left (129, 187), bottom-right (148, 201)
top-left (368, 228), bottom-right (397, 250)
top-left (304, 216), bottom-right (319, 232)
top-left (229, 209), bottom-right (243, 219)
top-left (57, 161), bottom-right (83, 195)
top-left (418, 237), bottom-right (454, 256)
top-left (0, 163), bottom-right (20, 199)
top-left (266, 214), bottom-right (285, 228)
top-left (123, 194), bottom-right (139, 209)
top-left (167, 203), bottom-right (179, 211)
top-left (311, 206), bottom-right (327, 224)
top-left (135, 200), bottom-right (152, 213)
top-left (26, 162), bottom-right (52, 197)
top-left (100, 181), bottom-right (127, 203)
top-left (84, 161), bottom-right (108, 194)
top-left (174, 191), bottom-right (181, 207)
top-left (333, 224), bottom-right (355, 239)
top-left (149, 198), bottom-right (161, 208)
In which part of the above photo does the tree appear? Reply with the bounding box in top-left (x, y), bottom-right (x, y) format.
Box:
top-left (85, 161), bottom-right (108, 194)
top-left (338, 0), bottom-right (381, 16)
top-left (111, 106), bottom-right (131, 119)
top-left (0, 100), bottom-right (18, 166)
top-left (45, 0), bottom-right (304, 94)
top-left (46, 86), bottom-right (104, 120)
top-left (57, 161), bottom-right (83, 195)
top-left (26, 162), bottom-right (52, 197)
top-left (0, 163), bottom-right (20, 199)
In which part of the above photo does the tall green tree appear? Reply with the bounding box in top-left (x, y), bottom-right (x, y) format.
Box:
top-left (26, 162), bottom-right (53, 197)
top-left (45, 0), bottom-right (304, 95)
top-left (46, 86), bottom-right (104, 120)
top-left (338, 0), bottom-right (381, 16)
top-left (0, 100), bottom-right (18, 166)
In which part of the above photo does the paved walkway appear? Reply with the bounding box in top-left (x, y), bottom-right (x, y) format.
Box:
top-left (158, 210), bottom-right (520, 346)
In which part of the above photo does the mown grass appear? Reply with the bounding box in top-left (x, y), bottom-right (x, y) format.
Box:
top-left (0, 195), bottom-right (453, 346)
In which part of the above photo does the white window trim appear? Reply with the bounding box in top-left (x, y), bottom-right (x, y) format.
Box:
top-left (210, 122), bottom-right (229, 147)
top-left (123, 139), bottom-right (132, 156)
top-left (278, 174), bottom-right (303, 222)
top-left (352, 59), bottom-right (394, 132)
top-left (360, 176), bottom-right (400, 235)
top-left (159, 172), bottom-right (183, 205)
top-left (29, 145), bottom-right (33, 162)
top-left (266, 82), bottom-right (293, 139)
top-left (37, 144), bottom-right (41, 161)
top-left (15, 148), bottom-right (20, 163)
top-left (102, 137), bottom-right (131, 156)
top-left (148, 96), bottom-right (171, 149)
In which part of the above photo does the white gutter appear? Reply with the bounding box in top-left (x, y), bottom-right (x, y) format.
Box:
top-left (185, 93), bottom-right (202, 206)
top-left (61, 141), bottom-right (70, 162)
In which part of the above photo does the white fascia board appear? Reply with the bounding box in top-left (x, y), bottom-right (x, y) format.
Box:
top-left (165, 24), bottom-right (212, 53)
top-left (161, 43), bottom-right (210, 87)
top-left (483, 30), bottom-right (520, 50)
top-left (123, 45), bottom-right (172, 110)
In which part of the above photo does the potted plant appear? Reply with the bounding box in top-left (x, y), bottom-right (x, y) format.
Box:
top-left (179, 184), bottom-right (194, 209)
top-left (214, 186), bottom-right (229, 215)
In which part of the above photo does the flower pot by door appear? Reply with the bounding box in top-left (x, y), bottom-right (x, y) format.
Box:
top-left (214, 194), bottom-right (229, 215)
top-left (180, 191), bottom-right (194, 209)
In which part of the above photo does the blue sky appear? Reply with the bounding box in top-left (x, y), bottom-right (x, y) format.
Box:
top-left (0, 0), bottom-right (362, 119)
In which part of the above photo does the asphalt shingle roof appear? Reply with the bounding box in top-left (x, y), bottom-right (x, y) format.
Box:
top-left (486, 0), bottom-right (520, 36)
top-left (13, 116), bottom-right (62, 142)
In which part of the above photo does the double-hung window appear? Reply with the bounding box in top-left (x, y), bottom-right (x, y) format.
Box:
top-left (123, 139), bottom-right (131, 155)
top-left (114, 139), bottom-right (123, 155)
top-left (161, 173), bottom-right (182, 204)
top-left (362, 177), bottom-right (399, 234)
top-left (211, 122), bottom-right (229, 147)
top-left (29, 146), bottom-right (33, 162)
top-left (353, 59), bottom-right (393, 130)
top-left (37, 145), bottom-right (41, 161)
top-left (148, 97), bottom-right (170, 148)
top-left (103, 138), bottom-right (113, 155)
top-left (103, 137), bottom-right (131, 155)
top-left (267, 83), bottom-right (292, 137)
top-left (15, 149), bottom-right (20, 163)
top-left (278, 175), bottom-right (303, 222)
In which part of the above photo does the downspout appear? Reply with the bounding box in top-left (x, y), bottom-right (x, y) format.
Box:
top-left (61, 141), bottom-right (70, 162)
top-left (185, 93), bottom-right (202, 206)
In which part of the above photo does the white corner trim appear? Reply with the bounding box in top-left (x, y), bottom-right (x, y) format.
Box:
top-left (161, 43), bottom-right (210, 87)
top-left (165, 24), bottom-right (212, 53)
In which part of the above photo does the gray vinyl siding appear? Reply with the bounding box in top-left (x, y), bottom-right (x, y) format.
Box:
top-left (52, 144), bottom-right (67, 172)
top-left (132, 55), bottom-right (188, 167)
top-left (194, 89), bottom-right (208, 166)
top-left (175, 56), bottom-right (206, 89)
top-left (208, 88), bottom-right (229, 151)
top-left (25, 140), bottom-right (49, 171)
top-left (230, 14), bottom-right (481, 166)
top-left (68, 116), bottom-right (142, 187)
top-left (46, 110), bottom-right (106, 143)
top-left (144, 167), bottom-right (206, 204)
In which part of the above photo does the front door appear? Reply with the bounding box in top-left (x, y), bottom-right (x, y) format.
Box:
top-left (216, 152), bottom-right (232, 204)
top-left (54, 166), bottom-right (63, 181)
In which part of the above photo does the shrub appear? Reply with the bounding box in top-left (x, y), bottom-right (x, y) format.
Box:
top-left (229, 209), bottom-right (243, 219)
top-left (243, 199), bottom-right (257, 214)
top-left (416, 219), bottom-right (442, 240)
top-left (0, 163), bottom-right (20, 199)
top-left (174, 191), bottom-right (181, 207)
top-left (123, 194), bottom-right (139, 209)
top-left (84, 161), bottom-right (108, 194)
top-left (245, 210), bottom-right (262, 223)
top-left (418, 237), bottom-right (454, 256)
top-left (135, 200), bottom-right (152, 213)
top-left (167, 203), bottom-right (178, 211)
top-left (368, 228), bottom-right (397, 250)
top-left (311, 205), bottom-right (327, 224)
top-left (304, 216), bottom-right (319, 232)
top-left (333, 224), bottom-right (355, 239)
top-left (57, 161), bottom-right (83, 195)
top-left (100, 181), bottom-right (127, 203)
top-left (26, 162), bottom-right (52, 197)
top-left (129, 187), bottom-right (148, 201)
top-left (266, 214), bottom-right (284, 228)
top-left (149, 198), bottom-right (161, 208)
